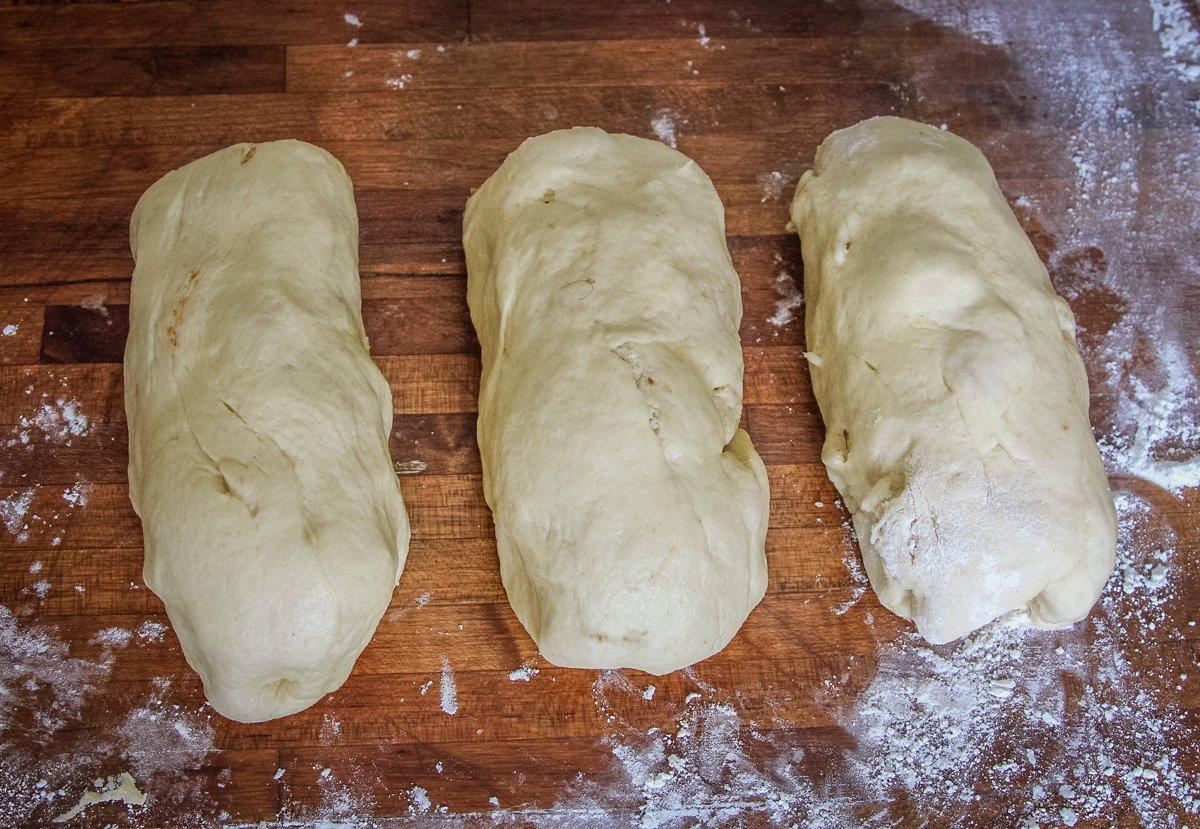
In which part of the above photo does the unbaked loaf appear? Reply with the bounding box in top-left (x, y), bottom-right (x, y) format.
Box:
top-left (125, 140), bottom-right (409, 722)
top-left (791, 117), bottom-right (1116, 643)
top-left (463, 127), bottom-right (770, 674)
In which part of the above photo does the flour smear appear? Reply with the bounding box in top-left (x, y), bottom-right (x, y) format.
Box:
top-left (0, 610), bottom-right (216, 826)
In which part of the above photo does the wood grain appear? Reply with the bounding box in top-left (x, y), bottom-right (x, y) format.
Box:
top-left (0, 2), bottom-right (1196, 828)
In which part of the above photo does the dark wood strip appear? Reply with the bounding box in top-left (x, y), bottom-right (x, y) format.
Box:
top-left (0, 1), bottom-right (468, 49)
top-left (0, 45), bottom-right (286, 98)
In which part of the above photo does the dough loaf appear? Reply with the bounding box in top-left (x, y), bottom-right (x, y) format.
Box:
top-left (791, 117), bottom-right (1116, 643)
top-left (125, 140), bottom-right (409, 722)
top-left (464, 127), bottom-right (770, 674)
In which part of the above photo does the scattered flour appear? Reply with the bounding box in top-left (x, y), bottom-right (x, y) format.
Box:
top-left (90, 627), bottom-right (134, 649)
top-left (395, 459), bottom-right (428, 474)
top-left (439, 655), bottom-right (459, 715)
top-left (556, 674), bottom-right (843, 827)
top-left (832, 545), bottom-right (868, 616)
top-left (832, 487), bottom-right (1195, 826)
top-left (1099, 329), bottom-right (1200, 494)
top-left (1150, 0), bottom-right (1200, 83)
top-left (61, 481), bottom-right (90, 508)
top-left (508, 662), bottom-right (540, 682)
top-left (757, 170), bottom-right (795, 203)
top-left (408, 784), bottom-right (431, 814)
top-left (385, 74), bottom-right (413, 90)
top-left (136, 620), bottom-right (167, 642)
top-left (118, 680), bottom-right (215, 778)
top-left (0, 487), bottom-right (36, 540)
top-left (894, 1), bottom-right (1200, 495)
top-left (650, 109), bottom-right (683, 149)
top-left (9, 397), bottom-right (89, 447)
top-left (2, 323), bottom-right (16, 336)
top-left (343, 12), bottom-right (362, 27)
top-left (319, 713), bottom-right (343, 746)
top-left (0, 606), bottom-right (112, 733)
top-left (768, 270), bottom-right (804, 328)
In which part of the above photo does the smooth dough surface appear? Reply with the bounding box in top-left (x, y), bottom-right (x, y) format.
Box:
top-left (125, 140), bottom-right (409, 722)
top-left (791, 117), bottom-right (1116, 644)
top-left (463, 127), bottom-right (769, 675)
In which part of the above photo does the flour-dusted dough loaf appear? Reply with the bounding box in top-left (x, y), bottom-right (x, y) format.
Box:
top-left (791, 117), bottom-right (1117, 644)
top-left (125, 140), bottom-right (409, 722)
top-left (463, 127), bottom-right (769, 674)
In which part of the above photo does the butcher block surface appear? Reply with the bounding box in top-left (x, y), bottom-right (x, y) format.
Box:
top-left (0, 1), bottom-right (1197, 827)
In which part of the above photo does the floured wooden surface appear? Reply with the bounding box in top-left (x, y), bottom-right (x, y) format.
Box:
top-left (0, 1), bottom-right (1196, 826)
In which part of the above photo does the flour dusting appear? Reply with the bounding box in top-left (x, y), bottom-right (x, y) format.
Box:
top-left (439, 655), bottom-right (459, 715)
top-left (757, 170), bottom-right (796, 203)
top-left (0, 487), bottom-right (36, 540)
top-left (768, 269), bottom-right (803, 328)
top-left (118, 679), bottom-right (214, 778)
top-left (8, 397), bottom-right (90, 447)
top-left (1150, 0), bottom-right (1200, 83)
top-left (651, 109), bottom-right (683, 148)
top-left (508, 662), bottom-right (540, 682)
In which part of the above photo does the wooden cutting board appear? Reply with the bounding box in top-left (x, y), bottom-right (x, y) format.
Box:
top-left (1, 2), bottom-right (1196, 827)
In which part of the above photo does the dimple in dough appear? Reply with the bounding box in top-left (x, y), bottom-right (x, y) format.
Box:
top-left (791, 117), bottom-right (1117, 644)
top-left (124, 140), bottom-right (409, 722)
top-left (463, 127), bottom-right (770, 675)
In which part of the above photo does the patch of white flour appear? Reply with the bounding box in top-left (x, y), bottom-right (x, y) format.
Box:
top-left (1149, 0), bottom-right (1200, 83)
top-left (651, 109), bottom-right (683, 149)
top-left (439, 655), bottom-right (459, 715)
top-left (0, 488), bottom-right (36, 540)
top-left (118, 680), bottom-right (215, 778)
top-left (768, 270), bottom-right (804, 328)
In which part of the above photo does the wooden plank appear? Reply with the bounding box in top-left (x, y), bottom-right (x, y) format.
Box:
top-left (0, 84), bottom-right (904, 150)
top-left (468, 0), bottom-right (1126, 44)
top-left (285, 37), bottom-right (937, 93)
top-left (0, 1), bottom-right (469, 49)
top-left (0, 45), bottom-right (286, 98)
top-left (468, 0), bottom-right (880, 43)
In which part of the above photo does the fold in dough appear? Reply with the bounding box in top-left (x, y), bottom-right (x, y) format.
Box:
top-left (125, 140), bottom-right (408, 722)
top-left (464, 127), bottom-right (770, 674)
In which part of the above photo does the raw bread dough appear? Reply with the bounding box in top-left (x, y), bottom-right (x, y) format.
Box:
top-left (463, 127), bottom-right (769, 674)
top-left (125, 140), bottom-right (409, 722)
top-left (791, 117), bottom-right (1116, 644)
